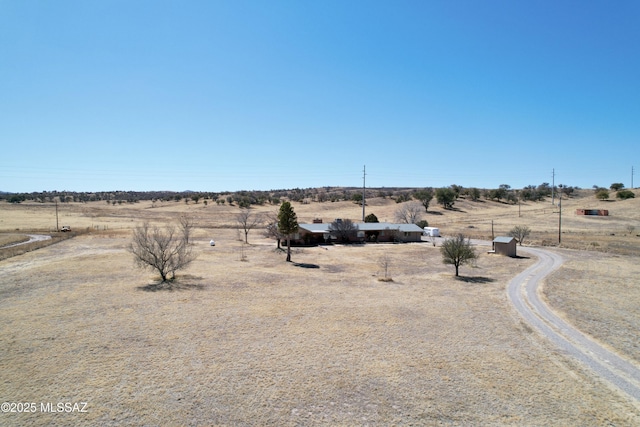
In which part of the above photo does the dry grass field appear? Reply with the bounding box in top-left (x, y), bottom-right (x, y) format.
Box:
top-left (1, 190), bottom-right (639, 426)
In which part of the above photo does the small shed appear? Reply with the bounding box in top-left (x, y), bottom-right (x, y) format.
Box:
top-left (492, 236), bottom-right (517, 257)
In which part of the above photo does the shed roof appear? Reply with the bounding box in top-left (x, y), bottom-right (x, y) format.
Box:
top-left (493, 236), bottom-right (516, 244)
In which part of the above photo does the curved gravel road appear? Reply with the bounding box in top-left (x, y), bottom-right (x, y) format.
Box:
top-left (0, 234), bottom-right (51, 249)
top-left (508, 246), bottom-right (640, 402)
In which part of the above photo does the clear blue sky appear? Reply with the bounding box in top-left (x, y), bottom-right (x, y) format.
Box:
top-left (1, 1), bottom-right (638, 193)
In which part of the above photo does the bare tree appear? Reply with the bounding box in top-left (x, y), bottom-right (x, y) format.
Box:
top-left (440, 234), bottom-right (477, 277)
top-left (328, 218), bottom-right (358, 243)
top-left (508, 225), bottom-right (531, 246)
top-left (394, 201), bottom-right (423, 224)
top-left (264, 211), bottom-right (285, 250)
top-left (128, 222), bottom-right (198, 283)
top-left (378, 254), bottom-right (393, 282)
top-left (236, 209), bottom-right (264, 244)
top-left (179, 214), bottom-right (194, 244)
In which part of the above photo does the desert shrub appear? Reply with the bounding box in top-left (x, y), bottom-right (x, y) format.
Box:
top-left (468, 187), bottom-right (481, 201)
top-left (395, 193), bottom-right (411, 203)
top-left (595, 189), bottom-right (610, 200)
top-left (616, 190), bottom-right (635, 200)
top-left (7, 195), bottom-right (25, 203)
top-left (536, 183), bottom-right (552, 197)
top-left (364, 213), bottom-right (379, 223)
top-left (416, 220), bottom-right (429, 229)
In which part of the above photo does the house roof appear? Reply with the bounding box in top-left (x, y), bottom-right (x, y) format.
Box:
top-left (299, 222), bottom-right (424, 234)
top-left (493, 236), bottom-right (516, 244)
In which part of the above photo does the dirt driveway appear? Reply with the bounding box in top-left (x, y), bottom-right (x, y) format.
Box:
top-left (0, 234), bottom-right (51, 249)
top-left (509, 246), bottom-right (640, 402)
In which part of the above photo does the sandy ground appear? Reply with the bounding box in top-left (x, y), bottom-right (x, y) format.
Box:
top-left (1, 192), bottom-right (639, 425)
top-left (543, 249), bottom-right (640, 365)
top-left (1, 230), bottom-right (639, 426)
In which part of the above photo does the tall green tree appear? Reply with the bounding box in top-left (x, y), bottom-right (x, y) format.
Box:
top-left (364, 213), bottom-right (379, 223)
top-left (440, 234), bottom-right (477, 277)
top-left (413, 188), bottom-right (434, 212)
top-left (436, 187), bottom-right (456, 209)
top-left (277, 201), bottom-right (299, 262)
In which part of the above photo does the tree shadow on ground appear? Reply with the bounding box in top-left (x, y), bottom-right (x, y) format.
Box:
top-left (294, 263), bottom-right (320, 269)
top-left (137, 281), bottom-right (206, 292)
top-left (455, 276), bottom-right (495, 283)
top-left (446, 207), bottom-right (467, 213)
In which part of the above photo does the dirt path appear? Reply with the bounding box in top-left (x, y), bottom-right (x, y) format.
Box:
top-left (508, 246), bottom-right (640, 402)
top-left (0, 234), bottom-right (51, 249)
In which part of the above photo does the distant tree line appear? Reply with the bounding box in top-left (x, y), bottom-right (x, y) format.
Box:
top-left (2, 182), bottom-right (592, 206)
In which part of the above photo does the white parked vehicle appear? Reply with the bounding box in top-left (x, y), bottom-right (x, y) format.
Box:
top-left (423, 227), bottom-right (440, 237)
top-left (209, 240), bottom-right (216, 246)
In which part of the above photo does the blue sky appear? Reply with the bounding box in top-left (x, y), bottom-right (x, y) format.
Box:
top-left (1, 1), bottom-right (638, 193)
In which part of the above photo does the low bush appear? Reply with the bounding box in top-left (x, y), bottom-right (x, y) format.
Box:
top-left (616, 190), bottom-right (635, 200)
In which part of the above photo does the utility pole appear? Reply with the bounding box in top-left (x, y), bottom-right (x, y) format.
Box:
top-left (362, 165), bottom-right (366, 221)
top-left (558, 184), bottom-right (563, 244)
top-left (491, 220), bottom-right (494, 241)
top-left (632, 166), bottom-right (635, 189)
top-left (55, 201), bottom-right (59, 231)
top-left (551, 168), bottom-right (555, 205)
top-left (518, 191), bottom-right (521, 217)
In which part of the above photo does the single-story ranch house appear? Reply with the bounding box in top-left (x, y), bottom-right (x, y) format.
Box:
top-left (293, 221), bottom-right (425, 245)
